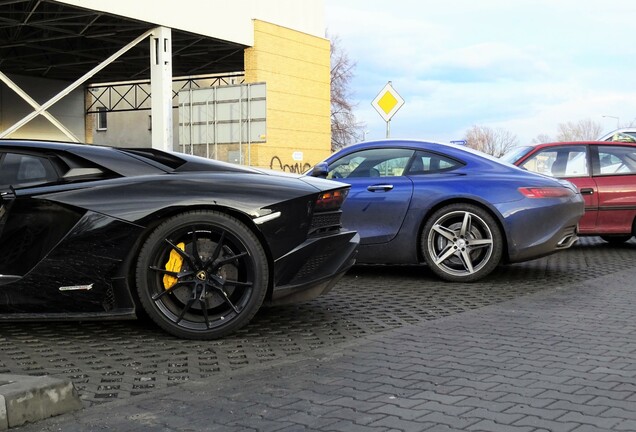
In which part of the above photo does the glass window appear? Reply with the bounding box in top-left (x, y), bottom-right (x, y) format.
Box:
top-left (605, 131), bottom-right (636, 142)
top-left (96, 106), bottom-right (108, 131)
top-left (407, 151), bottom-right (462, 175)
top-left (520, 146), bottom-right (588, 178)
top-left (596, 145), bottom-right (636, 176)
top-left (0, 153), bottom-right (58, 188)
top-left (500, 146), bottom-right (534, 164)
top-left (327, 148), bottom-right (414, 179)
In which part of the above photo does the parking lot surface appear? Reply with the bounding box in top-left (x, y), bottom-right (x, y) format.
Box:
top-left (0, 238), bottom-right (636, 432)
top-left (0, 237), bottom-right (633, 408)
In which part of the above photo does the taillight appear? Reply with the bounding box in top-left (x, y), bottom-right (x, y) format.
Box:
top-left (315, 188), bottom-right (349, 211)
top-left (518, 187), bottom-right (574, 198)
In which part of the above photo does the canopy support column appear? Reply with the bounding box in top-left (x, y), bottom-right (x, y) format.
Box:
top-left (150, 26), bottom-right (173, 151)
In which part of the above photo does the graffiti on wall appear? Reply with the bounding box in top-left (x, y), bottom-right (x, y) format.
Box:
top-left (269, 156), bottom-right (313, 173)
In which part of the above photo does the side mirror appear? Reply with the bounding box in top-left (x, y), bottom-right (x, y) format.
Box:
top-left (307, 162), bottom-right (329, 178)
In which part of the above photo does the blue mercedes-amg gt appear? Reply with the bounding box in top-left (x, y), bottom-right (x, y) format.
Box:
top-left (308, 139), bottom-right (584, 282)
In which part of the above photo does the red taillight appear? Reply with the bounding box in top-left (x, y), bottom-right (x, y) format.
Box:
top-left (518, 187), bottom-right (573, 198)
top-left (315, 188), bottom-right (349, 211)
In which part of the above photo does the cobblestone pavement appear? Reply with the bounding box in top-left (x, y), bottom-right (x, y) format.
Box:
top-left (12, 236), bottom-right (636, 431)
top-left (0, 237), bottom-right (633, 406)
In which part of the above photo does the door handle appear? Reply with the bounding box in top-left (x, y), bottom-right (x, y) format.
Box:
top-left (367, 184), bottom-right (394, 192)
top-left (580, 188), bottom-right (594, 195)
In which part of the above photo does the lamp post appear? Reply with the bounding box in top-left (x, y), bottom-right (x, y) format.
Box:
top-left (602, 115), bottom-right (620, 129)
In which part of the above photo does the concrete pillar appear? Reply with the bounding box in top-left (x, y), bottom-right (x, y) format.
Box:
top-left (150, 26), bottom-right (173, 151)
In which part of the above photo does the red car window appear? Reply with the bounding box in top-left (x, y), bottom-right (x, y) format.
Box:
top-left (521, 146), bottom-right (588, 178)
top-left (595, 145), bottom-right (636, 176)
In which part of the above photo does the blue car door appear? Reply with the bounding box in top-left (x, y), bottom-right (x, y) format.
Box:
top-left (327, 148), bottom-right (414, 244)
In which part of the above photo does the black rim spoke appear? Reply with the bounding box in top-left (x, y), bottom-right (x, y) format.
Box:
top-left (175, 297), bottom-right (197, 324)
top-left (199, 298), bottom-right (211, 329)
top-left (191, 228), bottom-right (204, 268)
top-left (213, 286), bottom-right (241, 314)
top-left (148, 267), bottom-right (195, 279)
top-left (212, 231), bottom-right (226, 260)
top-left (149, 266), bottom-right (179, 277)
top-left (164, 239), bottom-right (196, 268)
top-left (223, 279), bottom-right (252, 288)
top-left (215, 252), bottom-right (248, 268)
top-left (203, 231), bottom-right (226, 268)
top-left (152, 281), bottom-right (192, 301)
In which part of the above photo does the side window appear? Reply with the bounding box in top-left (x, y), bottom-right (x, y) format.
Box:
top-left (521, 146), bottom-right (588, 178)
top-left (0, 153), bottom-right (58, 188)
top-left (595, 146), bottom-right (636, 176)
top-left (606, 132), bottom-right (636, 143)
top-left (327, 148), bottom-right (414, 179)
top-left (407, 151), bottom-right (462, 175)
top-left (96, 106), bottom-right (108, 131)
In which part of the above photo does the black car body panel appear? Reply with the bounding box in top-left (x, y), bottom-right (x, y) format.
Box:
top-left (0, 140), bottom-right (359, 338)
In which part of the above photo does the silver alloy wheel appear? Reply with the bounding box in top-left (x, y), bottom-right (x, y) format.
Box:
top-left (427, 210), bottom-right (494, 277)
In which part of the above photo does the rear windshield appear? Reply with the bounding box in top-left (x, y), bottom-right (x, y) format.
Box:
top-left (500, 146), bottom-right (534, 164)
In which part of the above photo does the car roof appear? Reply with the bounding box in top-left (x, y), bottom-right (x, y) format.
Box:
top-left (0, 139), bottom-right (266, 177)
top-left (343, 139), bottom-right (451, 150)
top-left (0, 139), bottom-right (89, 151)
top-left (598, 128), bottom-right (636, 141)
top-left (336, 139), bottom-right (486, 157)
top-left (332, 138), bottom-right (519, 165)
top-left (0, 138), bottom-right (145, 155)
top-left (0, 139), bottom-right (172, 176)
top-left (530, 140), bottom-right (636, 149)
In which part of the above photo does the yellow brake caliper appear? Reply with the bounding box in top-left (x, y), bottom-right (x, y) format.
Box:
top-left (163, 242), bottom-right (185, 289)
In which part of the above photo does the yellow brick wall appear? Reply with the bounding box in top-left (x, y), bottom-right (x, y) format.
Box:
top-left (245, 20), bottom-right (331, 172)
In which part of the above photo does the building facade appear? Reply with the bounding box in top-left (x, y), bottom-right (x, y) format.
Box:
top-left (0, 0), bottom-right (332, 171)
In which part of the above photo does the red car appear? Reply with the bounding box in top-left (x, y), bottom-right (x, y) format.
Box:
top-left (502, 141), bottom-right (636, 243)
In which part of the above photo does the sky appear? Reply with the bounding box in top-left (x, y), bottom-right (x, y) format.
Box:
top-left (324, 0), bottom-right (636, 145)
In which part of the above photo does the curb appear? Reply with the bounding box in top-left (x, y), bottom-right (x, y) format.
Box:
top-left (0, 375), bottom-right (82, 430)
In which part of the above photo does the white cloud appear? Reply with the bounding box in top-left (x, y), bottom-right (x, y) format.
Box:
top-left (325, 0), bottom-right (636, 145)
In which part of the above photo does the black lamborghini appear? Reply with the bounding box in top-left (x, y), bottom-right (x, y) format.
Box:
top-left (0, 140), bottom-right (359, 339)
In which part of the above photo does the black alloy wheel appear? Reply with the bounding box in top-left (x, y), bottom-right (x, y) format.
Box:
top-left (136, 211), bottom-right (268, 339)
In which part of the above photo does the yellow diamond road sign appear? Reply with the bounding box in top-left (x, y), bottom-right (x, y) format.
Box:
top-left (372, 82), bottom-right (405, 122)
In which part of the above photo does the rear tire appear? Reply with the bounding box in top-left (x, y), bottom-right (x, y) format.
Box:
top-left (600, 235), bottom-right (632, 244)
top-left (135, 210), bottom-right (268, 339)
top-left (421, 204), bottom-right (503, 282)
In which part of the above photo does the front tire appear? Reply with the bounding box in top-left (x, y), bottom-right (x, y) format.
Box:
top-left (421, 204), bottom-right (503, 282)
top-left (135, 210), bottom-right (268, 339)
top-left (600, 235), bottom-right (632, 244)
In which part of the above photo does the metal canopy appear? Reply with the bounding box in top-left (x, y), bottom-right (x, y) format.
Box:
top-left (0, 0), bottom-right (246, 83)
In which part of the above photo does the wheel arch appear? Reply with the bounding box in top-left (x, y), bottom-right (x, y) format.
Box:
top-left (119, 204), bottom-right (276, 314)
top-left (415, 197), bottom-right (510, 263)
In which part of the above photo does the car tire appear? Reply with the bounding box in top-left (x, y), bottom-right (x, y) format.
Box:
top-left (135, 210), bottom-right (268, 339)
top-left (421, 203), bottom-right (503, 282)
top-left (600, 235), bottom-right (632, 244)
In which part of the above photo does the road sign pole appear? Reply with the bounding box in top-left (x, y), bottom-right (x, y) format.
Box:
top-left (386, 119), bottom-right (390, 138)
